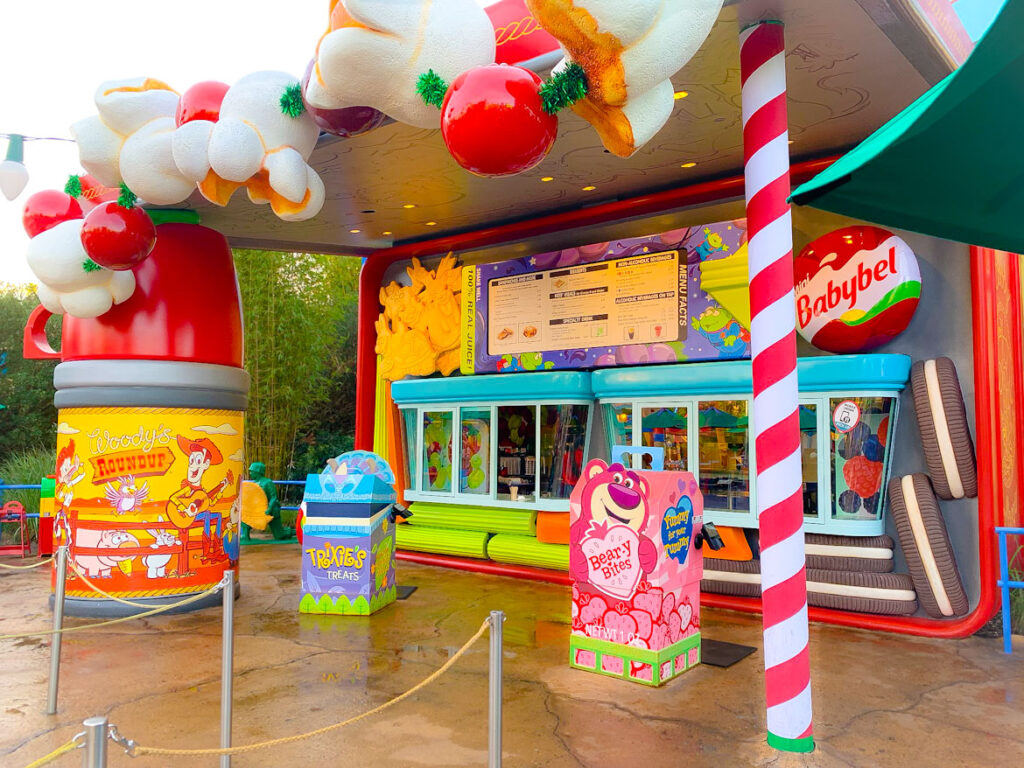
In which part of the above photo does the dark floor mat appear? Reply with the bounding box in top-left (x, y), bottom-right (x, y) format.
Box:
top-left (396, 585), bottom-right (418, 600)
top-left (700, 639), bottom-right (757, 667)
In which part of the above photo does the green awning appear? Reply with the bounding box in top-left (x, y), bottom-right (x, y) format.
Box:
top-left (791, 0), bottom-right (1024, 254)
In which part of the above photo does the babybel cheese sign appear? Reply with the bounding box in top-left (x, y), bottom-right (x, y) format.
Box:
top-left (795, 226), bottom-right (921, 353)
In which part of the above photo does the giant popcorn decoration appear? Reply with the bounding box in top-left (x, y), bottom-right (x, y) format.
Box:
top-left (70, 73), bottom-right (324, 221)
top-left (305, 0), bottom-right (497, 129)
top-left (526, 0), bottom-right (724, 157)
top-left (375, 254), bottom-right (462, 380)
top-left (71, 78), bottom-right (193, 206)
top-left (26, 218), bottom-right (136, 318)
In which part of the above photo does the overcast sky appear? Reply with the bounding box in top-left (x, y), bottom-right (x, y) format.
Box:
top-left (0, 0), bottom-right (500, 285)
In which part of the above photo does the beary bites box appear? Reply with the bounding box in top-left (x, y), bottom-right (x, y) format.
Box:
top-left (569, 459), bottom-right (704, 685)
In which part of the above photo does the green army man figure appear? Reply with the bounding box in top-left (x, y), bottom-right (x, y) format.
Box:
top-left (242, 461), bottom-right (295, 541)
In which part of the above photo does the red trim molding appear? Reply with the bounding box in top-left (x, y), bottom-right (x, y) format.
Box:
top-left (358, 160), bottom-right (1013, 638)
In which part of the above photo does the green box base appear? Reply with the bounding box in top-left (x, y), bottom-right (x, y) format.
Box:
top-left (299, 585), bottom-right (397, 615)
top-left (569, 632), bottom-right (701, 686)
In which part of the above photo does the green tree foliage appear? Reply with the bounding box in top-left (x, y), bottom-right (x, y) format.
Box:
top-left (234, 250), bottom-right (361, 482)
top-left (0, 283), bottom-right (61, 461)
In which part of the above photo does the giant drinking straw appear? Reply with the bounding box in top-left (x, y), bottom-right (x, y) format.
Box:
top-left (739, 20), bottom-right (814, 752)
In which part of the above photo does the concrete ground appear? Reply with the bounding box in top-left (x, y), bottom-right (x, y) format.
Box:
top-left (1, 544), bottom-right (1022, 768)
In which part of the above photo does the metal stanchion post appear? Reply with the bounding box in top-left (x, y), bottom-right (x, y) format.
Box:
top-left (82, 716), bottom-right (108, 768)
top-left (220, 570), bottom-right (235, 768)
top-left (46, 545), bottom-right (68, 715)
top-left (488, 610), bottom-right (504, 768)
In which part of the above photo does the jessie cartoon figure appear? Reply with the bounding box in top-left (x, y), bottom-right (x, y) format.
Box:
top-left (166, 435), bottom-right (234, 565)
top-left (54, 440), bottom-right (85, 549)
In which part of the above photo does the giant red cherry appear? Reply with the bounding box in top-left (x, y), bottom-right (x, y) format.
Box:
top-left (440, 64), bottom-right (557, 177)
top-left (22, 190), bottom-right (83, 238)
top-left (80, 199), bottom-right (156, 271)
top-left (176, 80), bottom-right (230, 126)
top-left (300, 60), bottom-right (385, 137)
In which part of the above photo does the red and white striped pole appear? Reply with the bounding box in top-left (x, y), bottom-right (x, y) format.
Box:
top-left (739, 20), bottom-right (814, 753)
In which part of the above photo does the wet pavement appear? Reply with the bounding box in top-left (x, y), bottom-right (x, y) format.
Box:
top-left (1, 544), bottom-right (1022, 767)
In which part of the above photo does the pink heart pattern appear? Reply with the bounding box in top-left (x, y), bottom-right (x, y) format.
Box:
top-left (630, 609), bottom-right (653, 640)
top-left (603, 611), bottom-right (639, 644)
top-left (579, 596), bottom-right (608, 626)
top-left (580, 525), bottom-right (642, 600)
top-left (632, 587), bottom-right (663, 617)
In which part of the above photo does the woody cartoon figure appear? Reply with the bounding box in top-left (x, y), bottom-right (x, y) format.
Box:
top-left (166, 435), bottom-right (234, 565)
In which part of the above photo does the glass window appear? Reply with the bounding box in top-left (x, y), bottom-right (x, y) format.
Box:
top-left (831, 397), bottom-right (894, 521)
top-left (698, 400), bottom-right (750, 512)
top-left (800, 404), bottom-right (818, 519)
top-left (605, 403), bottom-right (633, 450)
top-left (497, 405), bottom-right (536, 502)
top-left (642, 407), bottom-right (688, 471)
top-left (401, 409), bottom-right (417, 489)
top-left (460, 407), bottom-right (491, 495)
top-left (540, 405), bottom-right (589, 499)
top-left (422, 411), bottom-right (453, 493)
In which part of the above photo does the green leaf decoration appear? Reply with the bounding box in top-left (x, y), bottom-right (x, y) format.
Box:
top-left (316, 593), bottom-right (335, 614)
top-left (64, 175), bottom-right (83, 198)
top-left (351, 595), bottom-right (370, 615)
top-left (540, 62), bottom-right (589, 115)
top-left (117, 183), bottom-right (138, 209)
top-left (416, 69), bottom-right (449, 109)
top-left (82, 259), bottom-right (103, 273)
top-left (299, 593), bottom-right (317, 613)
top-left (280, 83), bottom-right (306, 118)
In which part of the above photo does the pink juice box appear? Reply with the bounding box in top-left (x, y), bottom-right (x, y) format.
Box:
top-left (569, 458), bottom-right (704, 686)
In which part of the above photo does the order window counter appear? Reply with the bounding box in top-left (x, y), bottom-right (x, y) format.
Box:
top-left (591, 354), bottom-right (911, 536)
top-left (391, 372), bottom-right (594, 511)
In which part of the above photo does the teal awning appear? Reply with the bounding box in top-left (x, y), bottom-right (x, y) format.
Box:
top-left (791, 0), bottom-right (1024, 254)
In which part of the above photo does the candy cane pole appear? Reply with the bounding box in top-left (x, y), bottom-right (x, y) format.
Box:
top-left (740, 20), bottom-right (814, 753)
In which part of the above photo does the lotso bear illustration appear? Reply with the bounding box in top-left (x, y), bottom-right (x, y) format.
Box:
top-left (570, 459), bottom-right (658, 584)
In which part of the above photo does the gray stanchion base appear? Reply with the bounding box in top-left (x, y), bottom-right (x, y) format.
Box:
top-left (49, 581), bottom-right (241, 618)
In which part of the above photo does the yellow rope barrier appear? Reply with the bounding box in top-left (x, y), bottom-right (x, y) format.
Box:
top-left (0, 558), bottom-right (53, 570)
top-left (67, 565), bottom-right (177, 609)
top-left (21, 738), bottom-right (79, 768)
top-left (131, 618), bottom-right (491, 758)
top-left (0, 579), bottom-right (225, 641)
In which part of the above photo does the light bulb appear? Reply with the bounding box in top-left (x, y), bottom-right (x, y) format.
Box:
top-left (0, 135), bottom-right (29, 201)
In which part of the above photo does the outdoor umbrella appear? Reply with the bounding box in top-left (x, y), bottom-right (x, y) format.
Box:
top-left (699, 407), bottom-right (739, 428)
top-left (790, 0), bottom-right (1024, 254)
top-left (642, 408), bottom-right (688, 429)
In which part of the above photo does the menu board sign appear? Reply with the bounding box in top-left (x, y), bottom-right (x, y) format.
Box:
top-left (487, 252), bottom-right (684, 356)
top-left (461, 222), bottom-right (751, 374)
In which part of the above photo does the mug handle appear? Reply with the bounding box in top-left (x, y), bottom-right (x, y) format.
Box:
top-left (22, 304), bottom-right (61, 360)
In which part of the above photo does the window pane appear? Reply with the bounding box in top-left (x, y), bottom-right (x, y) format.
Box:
top-left (642, 407), bottom-right (687, 471)
top-left (605, 403), bottom-right (633, 450)
top-left (831, 397), bottom-right (894, 521)
top-left (401, 409), bottom-right (417, 489)
top-left (540, 405), bottom-right (589, 499)
top-left (422, 411), bottom-right (453, 493)
top-left (460, 408), bottom-right (491, 495)
top-left (497, 405), bottom-right (536, 502)
top-left (800, 404), bottom-right (818, 518)
top-left (698, 400), bottom-right (750, 512)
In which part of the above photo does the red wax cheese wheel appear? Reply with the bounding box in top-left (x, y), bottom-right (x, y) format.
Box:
top-left (795, 226), bottom-right (921, 353)
top-left (909, 358), bottom-right (977, 499)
